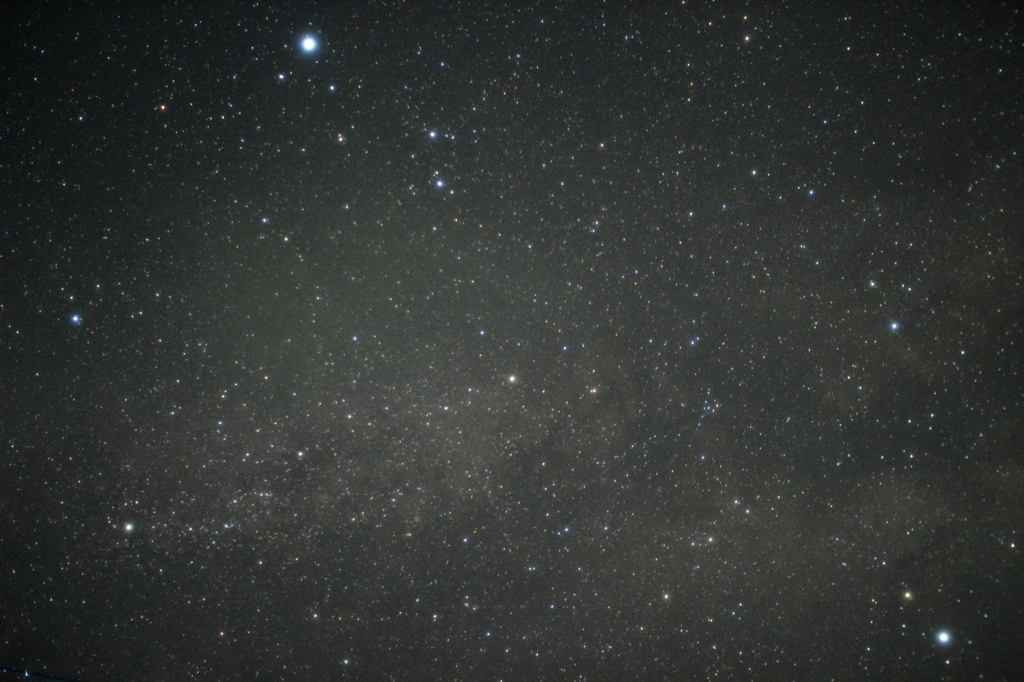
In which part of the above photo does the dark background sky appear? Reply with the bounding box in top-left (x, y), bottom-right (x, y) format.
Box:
top-left (2, 1), bottom-right (1022, 680)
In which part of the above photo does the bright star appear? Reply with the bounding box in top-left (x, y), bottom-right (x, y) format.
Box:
top-left (301, 36), bottom-right (317, 52)
top-left (70, 314), bottom-right (81, 324)
top-left (890, 321), bottom-right (900, 331)
top-left (125, 522), bottom-right (134, 532)
top-left (937, 630), bottom-right (951, 644)
top-left (508, 375), bottom-right (516, 383)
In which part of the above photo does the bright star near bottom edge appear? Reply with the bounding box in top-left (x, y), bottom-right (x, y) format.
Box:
top-left (301, 37), bottom-right (317, 52)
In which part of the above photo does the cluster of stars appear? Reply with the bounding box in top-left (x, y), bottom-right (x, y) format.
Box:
top-left (6, 4), bottom-right (1015, 681)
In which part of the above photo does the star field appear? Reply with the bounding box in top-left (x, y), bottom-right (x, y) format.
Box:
top-left (2, 2), bottom-right (1023, 680)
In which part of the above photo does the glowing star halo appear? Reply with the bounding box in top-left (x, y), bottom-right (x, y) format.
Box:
top-left (301, 36), bottom-right (317, 52)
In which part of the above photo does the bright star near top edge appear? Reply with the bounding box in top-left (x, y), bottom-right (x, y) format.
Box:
top-left (301, 36), bottom-right (317, 52)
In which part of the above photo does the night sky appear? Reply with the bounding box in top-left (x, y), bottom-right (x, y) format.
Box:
top-left (2, 1), bottom-right (1023, 680)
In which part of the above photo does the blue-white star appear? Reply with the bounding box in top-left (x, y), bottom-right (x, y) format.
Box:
top-left (301, 36), bottom-right (317, 52)
top-left (936, 630), bottom-right (952, 645)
